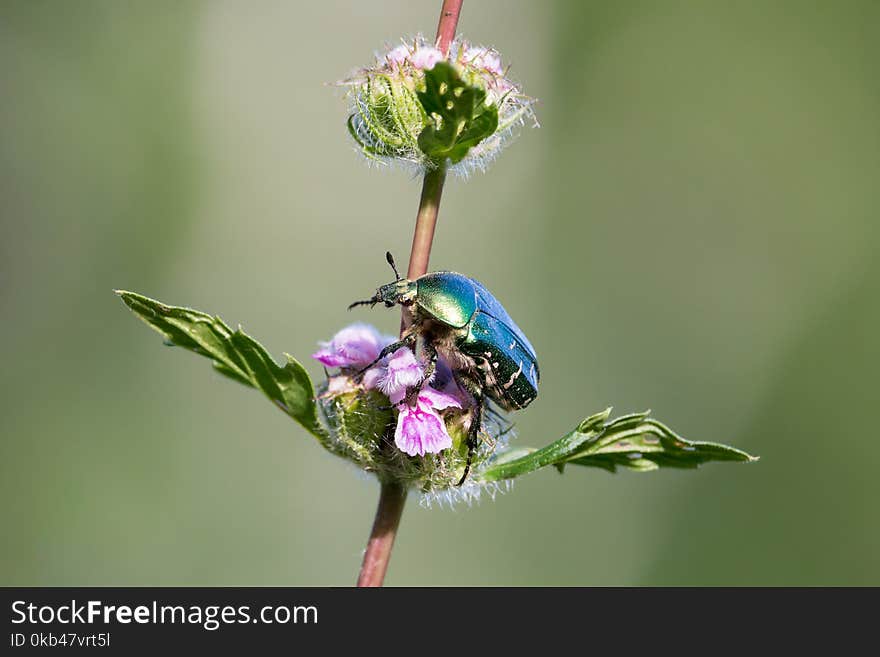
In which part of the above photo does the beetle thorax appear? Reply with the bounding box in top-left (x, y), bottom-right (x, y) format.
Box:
top-left (377, 279), bottom-right (418, 307)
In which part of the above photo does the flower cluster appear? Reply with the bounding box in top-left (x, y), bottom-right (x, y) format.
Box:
top-left (340, 35), bottom-right (536, 176)
top-left (313, 323), bottom-right (466, 460)
top-left (311, 322), bottom-right (517, 503)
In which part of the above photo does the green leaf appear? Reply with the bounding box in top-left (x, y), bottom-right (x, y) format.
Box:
top-left (116, 290), bottom-right (327, 442)
top-left (478, 408), bottom-right (758, 482)
top-left (416, 62), bottom-right (499, 164)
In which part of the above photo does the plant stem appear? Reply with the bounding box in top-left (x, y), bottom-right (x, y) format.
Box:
top-left (405, 162), bottom-right (448, 280)
top-left (356, 0), bottom-right (462, 588)
top-left (407, 0), bottom-right (460, 282)
top-left (435, 0), bottom-right (464, 55)
top-left (356, 481), bottom-right (408, 587)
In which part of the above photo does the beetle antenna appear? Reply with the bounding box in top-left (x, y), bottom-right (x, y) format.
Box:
top-left (348, 297), bottom-right (377, 310)
top-left (385, 251), bottom-right (401, 281)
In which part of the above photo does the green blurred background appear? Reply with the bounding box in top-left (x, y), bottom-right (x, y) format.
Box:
top-left (2, 0), bottom-right (878, 586)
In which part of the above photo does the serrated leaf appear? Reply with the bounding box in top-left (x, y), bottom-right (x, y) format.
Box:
top-left (116, 290), bottom-right (327, 442)
top-left (416, 62), bottom-right (499, 164)
top-left (478, 409), bottom-right (757, 482)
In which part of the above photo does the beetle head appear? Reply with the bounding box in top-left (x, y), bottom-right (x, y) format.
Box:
top-left (348, 252), bottom-right (418, 310)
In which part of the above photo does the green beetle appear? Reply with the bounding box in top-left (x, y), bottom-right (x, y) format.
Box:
top-left (350, 253), bottom-right (539, 484)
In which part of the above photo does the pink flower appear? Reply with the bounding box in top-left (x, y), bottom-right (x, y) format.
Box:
top-left (322, 374), bottom-right (356, 397)
top-left (394, 386), bottom-right (461, 457)
top-left (360, 367), bottom-right (385, 390)
top-left (384, 44), bottom-right (412, 68)
top-left (379, 348), bottom-right (425, 399)
top-left (312, 323), bottom-right (394, 369)
top-left (410, 46), bottom-right (443, 70)
top-left (314, 327), bottom-right (464, 457)
top-left (463, 47), bottom-right (504, 75)
top-left (382, 44), bottom-right (443, 72)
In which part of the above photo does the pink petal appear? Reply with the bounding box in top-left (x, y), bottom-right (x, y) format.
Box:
top-left (321, 375), bottom-right (357, 398)
top-left (361, 366), bottom-right (385, 390)
top-left (417, 412), bottom-right (454, 454)
top-left (388, 388), bottom-right (407, 406)
top-left (379, 347), bottom-right (424, 398)
top-left (394, 406), bottom-right (453, 456)
top-left (311, 347), bottom-right (348, 368)
top-left (311, 323), bottom-right (395, 369)
top-left (384, 44), bottom-right (411, 68)
top-left (464, 47), bottom-right (504, 75)
top-left (411, 47), bottom-right (443, 70)
top-left (418, 386), bottom-right (462, 411)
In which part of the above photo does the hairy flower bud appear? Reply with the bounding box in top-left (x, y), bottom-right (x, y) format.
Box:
top-left (339, 35), bottom-right (537, 176)
top-left (312, 323), bottom-right (513, 503)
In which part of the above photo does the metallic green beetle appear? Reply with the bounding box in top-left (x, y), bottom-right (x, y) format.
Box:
top-left (350, 253), bottom-right (540, 484)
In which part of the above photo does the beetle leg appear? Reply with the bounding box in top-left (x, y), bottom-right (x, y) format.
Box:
top-left (453, 374), bottom-right (484, 487)
top-left (352, 330), bottom-right (418, 382)
top-left (403, 341), bottom-right (437, 407)
top-left (420, 341), bottom-right (438, 385)
top-left (458, 396), bottom-right (483, 487)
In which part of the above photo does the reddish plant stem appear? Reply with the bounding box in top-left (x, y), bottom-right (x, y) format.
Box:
top-left (356, 481), bottom-right (408, 587)
top-left (405, 162), bottom-right (448, 281)
top-left (435, 0), bottom-right (464, 56)
top-left (356, 0), bottom-right (463, 587)
top-left (407, 0), bottom-right (460, 283)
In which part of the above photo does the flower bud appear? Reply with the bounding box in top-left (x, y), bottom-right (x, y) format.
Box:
top-left (312, 323), bottom-right (513, 502)
top-left (340, 35), bottom-right (536, 176)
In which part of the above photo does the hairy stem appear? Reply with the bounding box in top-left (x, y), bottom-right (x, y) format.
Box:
top-left (356, 0), bottom-right (463, 588)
